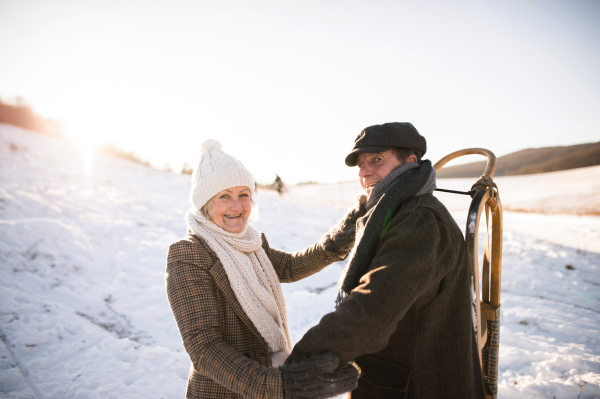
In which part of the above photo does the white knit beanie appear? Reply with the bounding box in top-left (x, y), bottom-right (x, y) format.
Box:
top-left (189, 139), bottom-right (255, 210)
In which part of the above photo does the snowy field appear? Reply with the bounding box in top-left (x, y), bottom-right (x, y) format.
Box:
top-left (1, 123), bottom-right (599, 398)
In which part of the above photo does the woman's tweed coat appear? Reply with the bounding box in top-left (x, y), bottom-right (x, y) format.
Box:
top-left (166, 233), bottom-right (344, 398)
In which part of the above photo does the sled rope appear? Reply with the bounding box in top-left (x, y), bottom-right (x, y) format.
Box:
top-left (434, 188), bottom-right (472, 196)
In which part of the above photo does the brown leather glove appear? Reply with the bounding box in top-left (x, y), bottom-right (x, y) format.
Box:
top-left (280, 352), bottom-right (359, 399)
top-left (321, 195), bottom-right (367, 258)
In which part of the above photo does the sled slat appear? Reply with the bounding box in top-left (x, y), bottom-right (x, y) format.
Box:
top-left (489, 196), bottom-right (503, 307)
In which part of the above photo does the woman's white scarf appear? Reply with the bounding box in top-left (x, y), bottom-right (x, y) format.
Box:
top-left (186, 209), bottom-right (292, 367)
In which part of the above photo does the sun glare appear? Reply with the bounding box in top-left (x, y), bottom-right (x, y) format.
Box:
top-left (81, 141), bottom-right (94, 176)
top-left (66, 118), bottom-right (104, 177)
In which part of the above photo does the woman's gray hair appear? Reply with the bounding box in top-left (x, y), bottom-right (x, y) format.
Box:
top-left (200, 197), bottom-right (216, 219)
top-left (201, 196), bottom-right (260, 224)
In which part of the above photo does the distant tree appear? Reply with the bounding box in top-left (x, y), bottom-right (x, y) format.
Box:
top-left (181, 163), bottom-right (194, 175)
top-left (99, 143), bottom-right (152, 168)
top-left (0, 96), bottom-right (64, 137)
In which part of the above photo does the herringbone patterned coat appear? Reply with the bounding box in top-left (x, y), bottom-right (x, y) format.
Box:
top-left (166, 233), bottom-right (343, 398)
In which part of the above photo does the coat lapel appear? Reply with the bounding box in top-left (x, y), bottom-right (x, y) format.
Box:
top-left (189, 234), bottom-right (270, 353)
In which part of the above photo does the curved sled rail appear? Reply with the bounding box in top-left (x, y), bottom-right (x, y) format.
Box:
top-left (433, 148), bottom-right (498, 179)
top-left (434, 149), bottom-right (503, 399)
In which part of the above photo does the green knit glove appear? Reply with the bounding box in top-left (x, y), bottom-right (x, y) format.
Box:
top-left (321, 195), bottom-right (367, 258)
top-left (280, 352), bottom-right (359, 399)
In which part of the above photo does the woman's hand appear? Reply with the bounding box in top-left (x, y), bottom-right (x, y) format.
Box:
top-left (280, 352), bottom-right (359, 399)
top-left (321, 195), bottom-right (367, 258)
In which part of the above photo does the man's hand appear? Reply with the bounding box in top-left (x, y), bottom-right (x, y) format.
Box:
top-left (283, 348), bottom-right (308, 365)
top-left (321, 195), bottom-right (367, 257)
top-left (280, 352), bottom-right (359, 399)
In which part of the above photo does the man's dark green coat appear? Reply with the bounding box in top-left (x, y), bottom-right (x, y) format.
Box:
top-left (288, 193), bottom-right (487, 399)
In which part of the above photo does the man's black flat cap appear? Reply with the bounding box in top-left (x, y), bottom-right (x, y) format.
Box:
top-left (345, 122), bottom-right (427, 166)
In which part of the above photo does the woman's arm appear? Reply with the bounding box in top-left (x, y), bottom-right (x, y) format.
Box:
top-left (166, 240), bottom-right (283, 398)
top-left (263, 237), bottom-right (342, 283)
top-left (265, 195), bottom-right (367, 283)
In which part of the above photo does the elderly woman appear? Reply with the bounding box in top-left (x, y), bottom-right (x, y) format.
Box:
top-left (166, 140), bottom-right (363, 399)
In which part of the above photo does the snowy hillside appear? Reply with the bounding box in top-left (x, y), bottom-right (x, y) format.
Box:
top-left (1, 124), bottom-right (599, 398)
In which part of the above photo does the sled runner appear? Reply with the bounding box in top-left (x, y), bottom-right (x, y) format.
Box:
top-left (434, 149), bottom-right (503, 399)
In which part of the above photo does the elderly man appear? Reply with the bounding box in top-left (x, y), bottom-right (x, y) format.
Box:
top-left (287, 122), bottom-right (486, 399)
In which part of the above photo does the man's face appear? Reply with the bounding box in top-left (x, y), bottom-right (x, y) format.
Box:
top-left (357, 149), bottom-right (403, 195)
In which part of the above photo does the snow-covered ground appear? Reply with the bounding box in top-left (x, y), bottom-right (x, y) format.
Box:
top-left (1, 123), bottom-right (599, 398)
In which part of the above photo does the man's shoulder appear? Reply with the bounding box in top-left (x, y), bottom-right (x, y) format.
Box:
top-left (418, 193), bottom-right (455, 218)
top-left (395, 193), bottom-right (444, 217)
top-left (393, 194), bottom-right (462, 236)
top-left (380, 194), bottom-right (465, 271)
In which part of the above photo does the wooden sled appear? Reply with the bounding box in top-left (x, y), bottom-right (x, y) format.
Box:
top-left (434, 149), bottom-right (503, 399)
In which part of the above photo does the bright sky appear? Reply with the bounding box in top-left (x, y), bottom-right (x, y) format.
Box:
top-left (1, 0), bottom-right (599, 184)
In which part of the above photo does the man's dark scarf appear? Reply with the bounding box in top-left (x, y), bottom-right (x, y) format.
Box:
top-left (336, 160), bottom-right (435, 307)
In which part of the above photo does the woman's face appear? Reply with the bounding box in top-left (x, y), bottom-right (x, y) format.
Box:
top-left (209, 186), bottom-right (252, 233)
